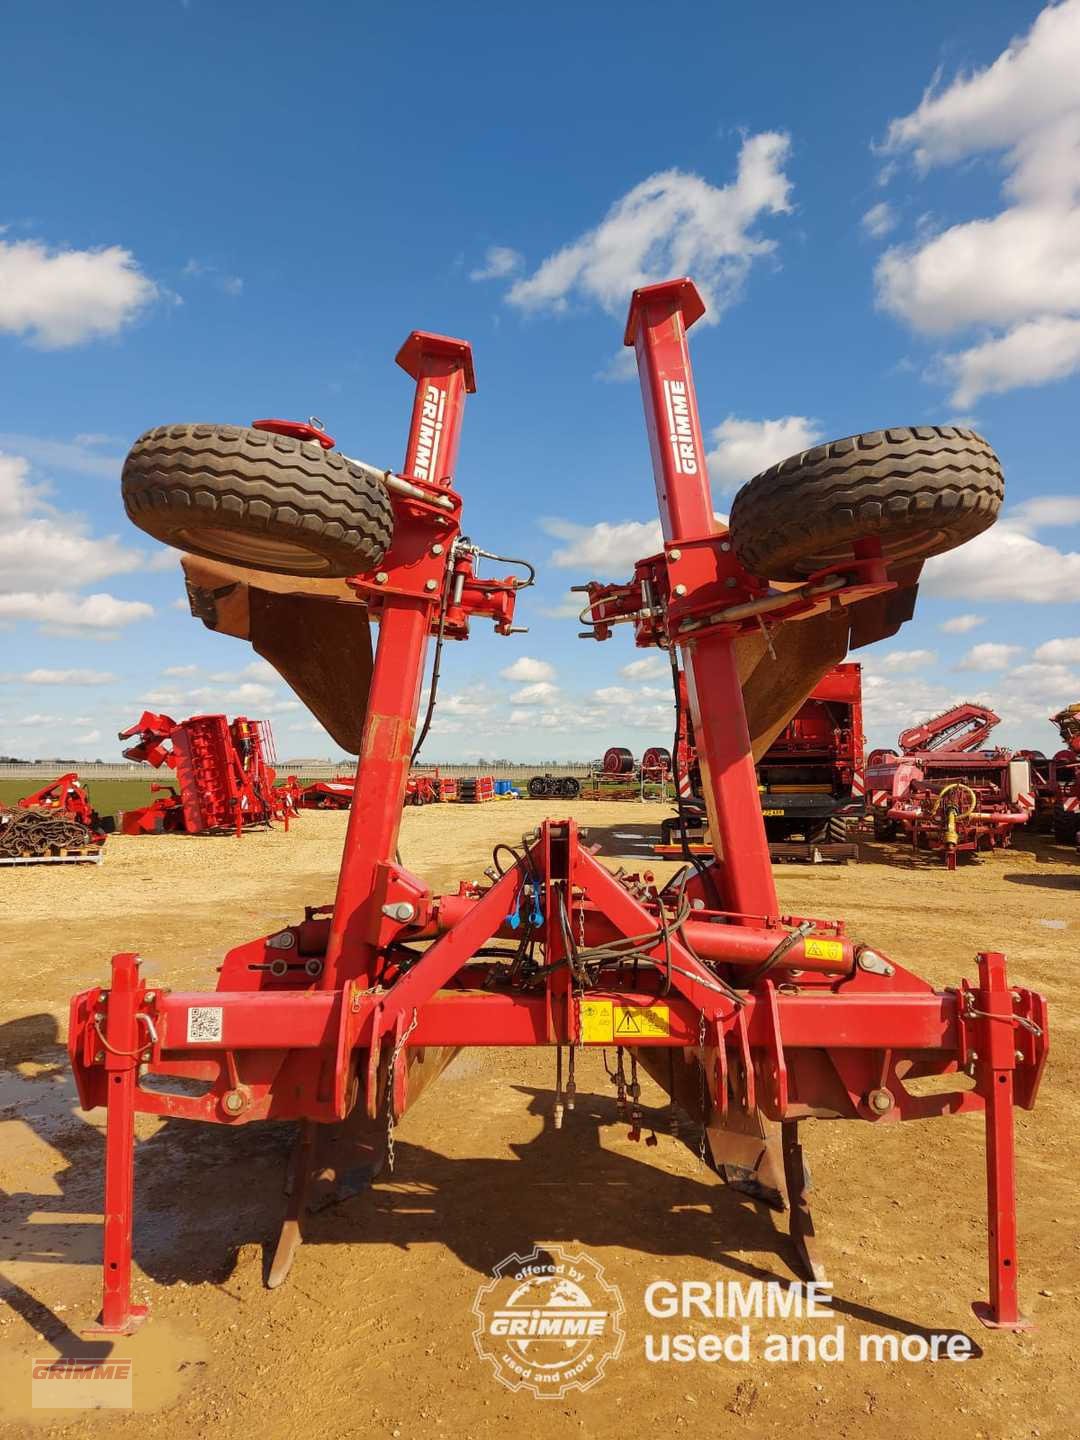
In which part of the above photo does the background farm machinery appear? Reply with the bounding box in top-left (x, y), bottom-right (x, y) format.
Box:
top-left (117, 711), bottom-right (280, 836)
top-left (658, 664), bottom-right (865, 861)
top-left (0, 772), bottom-right (109, 865)
top-left (1048, 703), bottom-right (1080, 847)
top-left (867, 703), bottom-right (1032, 868)
top-left (68, 279), bottom-right (1045, 1342)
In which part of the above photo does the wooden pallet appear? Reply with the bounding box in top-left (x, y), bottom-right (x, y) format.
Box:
top-left (769, 841), bottom-right (859, 865)
top-left (0, 848), bottom-right (104, 866)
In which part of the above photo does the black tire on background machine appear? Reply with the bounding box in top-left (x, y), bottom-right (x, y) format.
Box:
top-left (528, 776), bottom-right (550, 799)
top-left (603, 746), bottom-right (635, 776)
top-left (122, 423), bottom-right (394, 578)
top-left (728, 427), bottom-right (1003, 582)
top-left (1052, 808), bottom-right (1080, 845)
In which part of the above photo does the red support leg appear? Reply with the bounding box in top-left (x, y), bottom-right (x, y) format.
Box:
top-left (971, 951), bottom-right (1032, 1331)
top-left (626, 279), bottom-right (780, 920)
top-left (84, 953), bottom-right (148, 1335)
top-left (322, 597), bottom-right (431, 988)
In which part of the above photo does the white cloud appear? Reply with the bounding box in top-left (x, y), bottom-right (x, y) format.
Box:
top-left (1034, 636), bottom-right (1080, 664)
top-left (510, 681), bottom-right (560, 706)
top-left (593, 686), bottom-right (634, 705)
top-left (542, 517), bottom-right (663, 577)
top-left (0, 447), bottom-right (153, 636)
top-left (470, 245), bottom-right (523, 281)
top-left (506, 132), bottom-right (792, 322)
top-left (433, 692), bottom-right (495, 718)
top-left (208, 659), bottom-right (277, 683)
top-left (938, 613), bottom-right (985, 634)
top-left (594, 349), bottom-right (639, 384)
top-left (954, 641), bottom-right (1021, 671)
top-left (12, 668), bottom-right (116, 685)
top-left (163, 664), bottom-right (198, 676)
top-left (705, 415), bottom-right (823, 493)
top-left (0, 236), bottom-right (157, 347)
top-left (501, 656), bottom-right (556, 683)
top-left (75, 730), bottom-right (102, 745)
top-left (621, 655), bottom-right (668, 680)
top-left (864, 648), bottom-right (937, 673)
top-left (861, 202), bottom-right (896, 238)
top-left (0, 592), bottom-right (152, 629)
top-left (942, 315), bottom-right (1080, 406)
top-left (0, 453), bottom-right (41, 519)
top-left (877, 209), bottom-right (1080, 337)
top-left (882, 2), bottom-right (1080, 173)
top-left (0, 432), bottom-right (123, 479)
top-left (0, 520), bottom-right (143, 590)
top-left (923, 495), bottom-right (1080, 602)
top-left (878, 1), bottom-right (1080, 402)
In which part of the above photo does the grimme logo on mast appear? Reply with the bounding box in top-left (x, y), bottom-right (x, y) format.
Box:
top-left (413, 382), bottom-right (446, 481)
top-left (662, 377), bottom-right (699, 475)
top-left (472, 1247), bottom-right (624, 1399)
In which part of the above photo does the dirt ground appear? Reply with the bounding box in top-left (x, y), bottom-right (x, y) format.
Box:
top-left (1, 800), bottom-right (1076, 1439)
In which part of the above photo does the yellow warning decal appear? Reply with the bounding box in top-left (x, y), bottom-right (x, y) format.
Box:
top-left (580, 999), bottom-right (613, 1043)
top-left (761, 808), bottom-right (784, 816)
top-left (804, 937), bottom-right (844, 963)
top-left (613, 1004), bottom-right (671, 1038)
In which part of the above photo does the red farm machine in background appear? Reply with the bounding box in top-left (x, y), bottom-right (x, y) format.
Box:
top-left (755, 662), bottom-right (865, 845)
top-left (0, 772), bottom-right (109, 865)
top-left (68, 279), bottom-right (1045, 1340)
top-left (660, 664), bottom-right (865, 860)
top-left (866, 702), bottom-right (1032, 869)
top-left (117, 711), bottom-right (280, 836)
top-left (1049, 703), bottom-right (1080, 847)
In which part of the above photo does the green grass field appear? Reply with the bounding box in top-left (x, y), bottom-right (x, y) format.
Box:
top-left (0, 778), bottom-right (168, 819)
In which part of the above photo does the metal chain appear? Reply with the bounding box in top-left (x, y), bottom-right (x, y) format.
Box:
top-left (385, 1008), bottom-right (418, 1173)
top-left (698, 1011), bottom-right (708, 1164)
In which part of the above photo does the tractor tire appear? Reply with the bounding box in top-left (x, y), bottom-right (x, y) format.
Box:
top-left (122, 424), bottom-right (394, 578)
top-left (1052, 809), bottom-right (1080, 845)
top-left (872, 815), bottom-right (896, 842)
top-left (561, 776), bottom-right (581, 799)
top-left (728, 427), bottom-right (1002, 581)
top-left (528, 776), bottom-right (550, 799)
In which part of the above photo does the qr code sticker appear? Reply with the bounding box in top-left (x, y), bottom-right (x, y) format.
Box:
top-left (187, 1006), bottom-right (223, 1044)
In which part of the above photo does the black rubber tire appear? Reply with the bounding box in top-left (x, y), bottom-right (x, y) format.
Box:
top-left (561, 776), bottom-right (581, 799)
top-left (1052, 809), bottom-right (1080, 845)
top-left (873, 815), bottom-right (897, 842)
top-left (528, 776), bottom-right (549, 799)
top-left (122, 424), bottom-right (394, 578)
top-left (728, 427), bottom-right (1003, 581)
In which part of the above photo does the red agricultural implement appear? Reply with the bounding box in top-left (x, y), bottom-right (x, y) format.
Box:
top-left (658, 665), bottom-right (865, 861)
top-left (69, 279), bottom-right (1045, 1340)
top-left (867, 703), bottom-right (1032, 869)
top-left (288, 779), bottom-right (355, 810)
top-left (1049, 703), bottom-right (1080, 847)
top-left (118, 711), bottom-right (279, 836)
top-left (0, 772), bottom-right (108, 865)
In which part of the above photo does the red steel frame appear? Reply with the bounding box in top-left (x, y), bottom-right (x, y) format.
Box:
top-left (69, 282), bottom-right (1047, 1337)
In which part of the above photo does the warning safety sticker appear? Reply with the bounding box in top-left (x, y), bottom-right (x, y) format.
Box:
top-left (613, 1004), bottom-right (670, 1038)
top-left (804, 937), bottom-right (843, 963)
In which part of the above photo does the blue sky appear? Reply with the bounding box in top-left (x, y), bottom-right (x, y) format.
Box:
top-left (2, 0), bottom-right (1079, 763)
